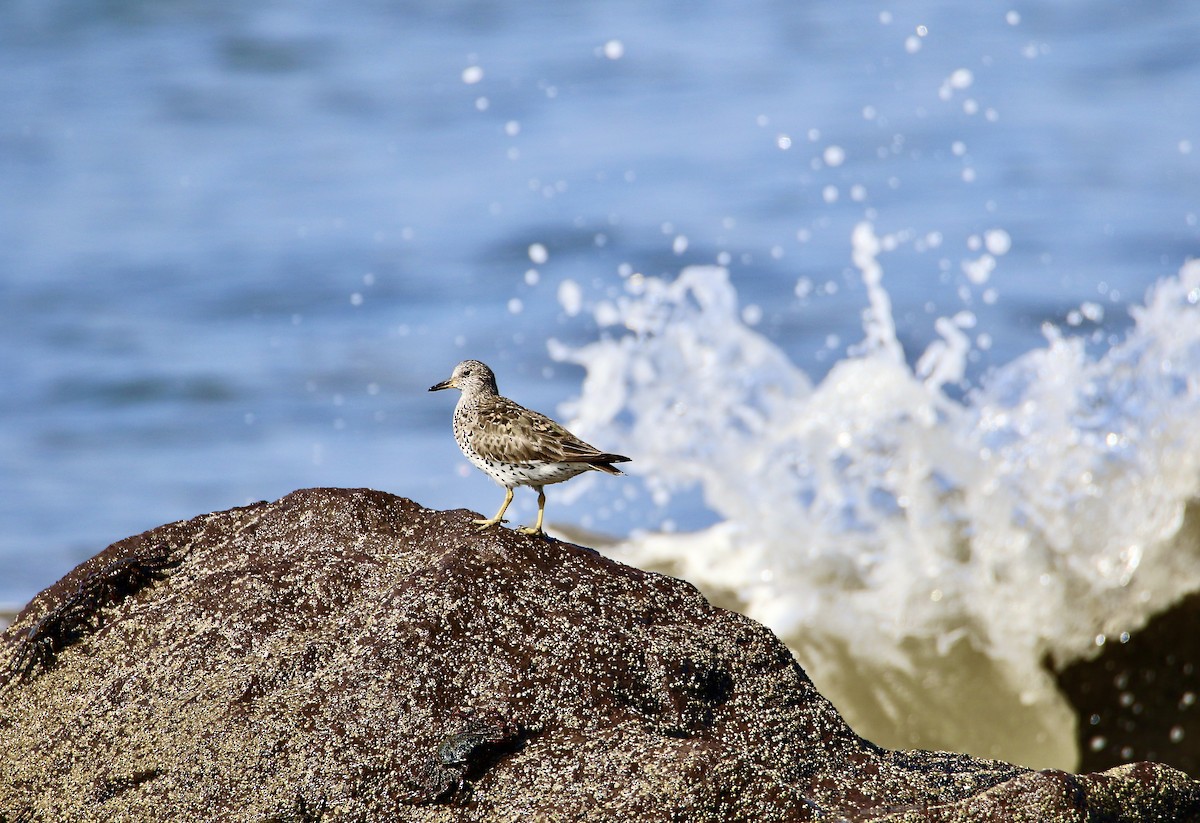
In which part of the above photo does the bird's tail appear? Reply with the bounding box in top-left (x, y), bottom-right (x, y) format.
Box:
top-left (585, 454), bottom-right (631, 475)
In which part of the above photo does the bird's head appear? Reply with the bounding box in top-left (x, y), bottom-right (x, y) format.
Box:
top-left (429, 359), bottom-right (500, 396)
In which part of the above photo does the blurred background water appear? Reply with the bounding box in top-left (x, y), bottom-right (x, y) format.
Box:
top-left (2, 0), bottom-right (1199, 772)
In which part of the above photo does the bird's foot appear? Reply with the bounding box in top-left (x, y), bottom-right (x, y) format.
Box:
top-left (473, 517), bottom-right (508, 531)
top-left (516, 525), bottom-right (546, 538)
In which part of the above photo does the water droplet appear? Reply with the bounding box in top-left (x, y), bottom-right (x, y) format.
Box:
top-left (602, 39), bottom-right (624, 60)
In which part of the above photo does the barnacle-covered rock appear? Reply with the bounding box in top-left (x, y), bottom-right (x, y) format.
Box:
top-left (0, 488), bottom-right (1196, 821)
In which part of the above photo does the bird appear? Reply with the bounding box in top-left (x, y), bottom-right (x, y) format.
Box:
top-left (429, 359), bottom-right (630, 537)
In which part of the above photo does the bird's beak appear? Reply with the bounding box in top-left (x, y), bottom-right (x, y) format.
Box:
top-left (429, 378), bottom-right (454, 392)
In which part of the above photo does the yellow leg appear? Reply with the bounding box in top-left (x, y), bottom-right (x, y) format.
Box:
top-left (474, 487), bottom-right (513, 530)
top-left (517, 487), bottom-right (547, 537)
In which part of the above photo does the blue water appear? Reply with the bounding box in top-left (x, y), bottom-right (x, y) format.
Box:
top-left (2, 0), bottom-right (1198, 606)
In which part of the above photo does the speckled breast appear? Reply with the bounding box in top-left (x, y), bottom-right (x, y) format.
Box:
top-left (466, 449), bottom-right (590, 489)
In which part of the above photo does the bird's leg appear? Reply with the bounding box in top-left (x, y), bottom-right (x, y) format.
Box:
top-left (474, 487), bottom-right (513, 530)
top-left (517, 487), bottom-right (547, 537)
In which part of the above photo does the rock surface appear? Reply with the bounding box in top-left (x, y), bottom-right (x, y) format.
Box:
top-left (1051, 499), bottom-right (1200, 780)
top-left (1057, 587), bottom-right (1200, 777)
top-left (0, 488), bottom-right (1197, 822)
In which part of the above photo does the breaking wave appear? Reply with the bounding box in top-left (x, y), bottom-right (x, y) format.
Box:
top-left (550, 223), bottom-right (1200, 769)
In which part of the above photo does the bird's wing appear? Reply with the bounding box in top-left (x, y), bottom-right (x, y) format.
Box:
top-left (473, 398), bottom-right (629, 466)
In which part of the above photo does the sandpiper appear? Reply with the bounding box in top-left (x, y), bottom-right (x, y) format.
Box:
top-left (429, 359), bottom-right (631, 537)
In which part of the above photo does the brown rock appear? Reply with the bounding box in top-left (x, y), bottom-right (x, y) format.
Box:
top-left (1056, 554), bottom-right (1200, 777)
top-left (0, 488), bottom-right (1197, 821)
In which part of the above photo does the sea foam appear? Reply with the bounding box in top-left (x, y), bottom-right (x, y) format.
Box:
top-left (550, 224), bottom-right (1200, 769)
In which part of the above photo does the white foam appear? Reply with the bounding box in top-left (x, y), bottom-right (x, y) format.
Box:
top-left (551, 227), bottom-right (1200, 769)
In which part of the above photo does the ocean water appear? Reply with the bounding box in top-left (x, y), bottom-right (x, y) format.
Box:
top-left (2, 0), bottom-right (1199, 771)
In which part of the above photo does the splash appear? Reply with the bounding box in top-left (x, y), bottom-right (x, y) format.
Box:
top-left (550, 224), bottom-right (1200, 769)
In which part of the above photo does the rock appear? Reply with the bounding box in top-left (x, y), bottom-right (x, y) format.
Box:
top-left (0, 488), bottom-right (1197, 822)
top-left (1053, 499), bottom-right (1200, 779)
top-left (1056, 588), bottom-right (1200, 777)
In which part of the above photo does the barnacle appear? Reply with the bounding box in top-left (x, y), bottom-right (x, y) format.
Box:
top-left (4, 546), bottom-right (183, 684)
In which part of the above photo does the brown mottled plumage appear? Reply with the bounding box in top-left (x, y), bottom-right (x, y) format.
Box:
top-left (429, 359), bottom-right (630, 537)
